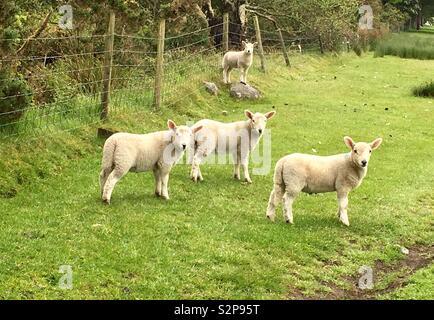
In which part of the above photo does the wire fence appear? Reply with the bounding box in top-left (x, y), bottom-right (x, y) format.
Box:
top-left (0, 15), bottom-right (321, 139)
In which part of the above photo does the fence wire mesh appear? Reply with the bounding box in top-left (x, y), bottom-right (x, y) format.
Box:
top-left (0, 18), bottom-right (321, 139)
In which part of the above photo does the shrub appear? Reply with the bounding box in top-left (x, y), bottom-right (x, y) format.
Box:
top-left (413, 81), bottom-right (434, 98)
top-left (0, 70), bottom-right (32, 125)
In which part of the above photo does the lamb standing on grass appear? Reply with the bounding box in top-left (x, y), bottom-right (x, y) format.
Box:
top-left (266, 136), bottom-right (383, 226)
top-left (222, 41), bottom-right (257, 84)
top-left (100, 120), bottom-right (202, 204)
top-left (190, 110), bottom-right (275, 183)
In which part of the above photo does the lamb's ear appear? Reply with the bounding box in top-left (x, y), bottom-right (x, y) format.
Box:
top-left (192, 125), bottom-right (203, 134)
top-left (343, 136), bottom-right (355, 150)
top-left (253, 42), bottom-right (258, 46)
top-left (167, 120), bottom-right (177, 130)
top-left (245, 110), bottom-right (254, 120)
top-left (265, 111), bottom-right (276, 119)
top-left (370, 138), bottom-right (383, 150)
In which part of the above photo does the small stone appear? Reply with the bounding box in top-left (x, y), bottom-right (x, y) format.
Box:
top-left (203, 81), bottom-right (218, 95)
top-left (400, 246), bottom-right (409, 255)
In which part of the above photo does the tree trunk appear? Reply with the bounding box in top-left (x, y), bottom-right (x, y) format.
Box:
top-left (205, 0), bottom-right (247, 48)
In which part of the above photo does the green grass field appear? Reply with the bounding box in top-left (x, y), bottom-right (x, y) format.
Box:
top-left (0, 51), bottom-right (433, 299)
top-left (374, 28), bottom-right (434, 60)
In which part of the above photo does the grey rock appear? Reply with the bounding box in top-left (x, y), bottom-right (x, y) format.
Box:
top-left (203, 81), bottom-right (218, 95)
top-left (230, 82), bottom-right (260, 99)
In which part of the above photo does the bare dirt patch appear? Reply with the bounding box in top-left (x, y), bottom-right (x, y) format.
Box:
top-left (289, 244), bottom-right (434, 300)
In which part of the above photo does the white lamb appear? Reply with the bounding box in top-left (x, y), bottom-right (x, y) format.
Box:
top-left (190, 110), bottom-right (275, 183)
top-left (222, 41), bottom-right (257, 84)
top-left (100, 120), bottom-right (202, 204)
top-left (266, 136), bottom-right (383, 226)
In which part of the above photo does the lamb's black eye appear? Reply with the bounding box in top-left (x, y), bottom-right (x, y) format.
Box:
top-left (252, 120), bottom-right (255, 123)
top-left (354, 149), bottom-right (358, 154)
top-left (369, 149), bottom-right (372, 153)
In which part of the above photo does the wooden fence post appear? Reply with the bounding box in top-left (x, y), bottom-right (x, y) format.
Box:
top-left (100, 11), bottom-right (115, 120)
top-left (253, 15), bottom-right (266, 72)
top-left (223, 13), bottom-right (229, 52)
top-left (153, 19), bottom-right (165, 110)
top-left (345, 37), bottom-right (350, 52)
top-left (318, 35), bottom-right (324, 54)
top-left (277, 28), bottom-right (290, 67)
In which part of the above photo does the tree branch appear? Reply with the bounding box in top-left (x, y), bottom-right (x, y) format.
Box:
top-left (245, 8), bottom-right (279, 29)
top-left (17, 11), bottom-right (53, 54)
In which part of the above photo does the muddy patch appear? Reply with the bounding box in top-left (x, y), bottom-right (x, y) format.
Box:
top-left (289, 243), bottom-right (434, 300)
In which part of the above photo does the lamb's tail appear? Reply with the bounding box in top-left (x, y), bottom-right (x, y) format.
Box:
top-left (221, 53), bottom-right (227, 69)
top-left (101, 136), bottom-right (117, 171)
top-left (271, 159), bottom-right (285, 204)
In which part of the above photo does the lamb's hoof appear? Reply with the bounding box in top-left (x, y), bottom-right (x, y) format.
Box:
top-left (102, 198), bottom-right (110, 205)
top-left (233, 174), bottom-right (240, 180)
top-left (285, 219), bottom-right (294, 224)
top-left (339, 216), bottom-right (350, 226)
top-left (266, 214), bottom-right (276, 222)
top-left (245, 178), bottom-right (252, 184)
top-left (161, 195), bottom-right (170, 200)
top-left (155, 192), bottom-right (161, 197)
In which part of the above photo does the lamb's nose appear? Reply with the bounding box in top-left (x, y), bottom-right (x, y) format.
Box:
top-left (182, 144), bottom-right (187, 150)
top-left (361, 160), bottom-right (367, 167)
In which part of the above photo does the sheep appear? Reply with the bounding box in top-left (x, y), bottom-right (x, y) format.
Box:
top-left (266, 136), bottom-right (383, 226)
top-left (99, 120), bottom-right (202, 204)
top-left (222, 41), bottom-right (257, 84)
top-left (190, 110), bottom-right (276, 183)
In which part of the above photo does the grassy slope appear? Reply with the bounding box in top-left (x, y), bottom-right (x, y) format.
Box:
top-left (0, 53), bottom-right (433, 299)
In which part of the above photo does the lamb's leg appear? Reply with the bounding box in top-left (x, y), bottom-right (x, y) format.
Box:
top-left (197, 167), bottom-right (204, 181)
top-left (191, 161), bottom-right (203, 181)
top-left (99, 168), bottom-right (112, 196)
top-left (232, 152), bottom-right (241, 180)
top-left (160, 167), bottom-right (171, 200)
top-left (283, 192), bottom-right (296, 224)
top-left (191, 149), bottom-right (207, 183)
top-left (266, 183), bottom-right (285, 222)
top-left (337, 191), bottom-right (350, 226)
top-left (241, 155), bottom-right (252, 183)
top-left (102, 168), bottom-right (127, 204)
top-left (227, 68), bottom-right (232, 84)
top-left (223, 67), bottom-right (227, 84)
top-left (153, 167), bottom-right (162, 197)
top-left (266, 190), bottom-right (277, 221)
top-left (241, 67), bottom-right (249, 83)
top-left (240, 68), bottom-right (245, 83)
